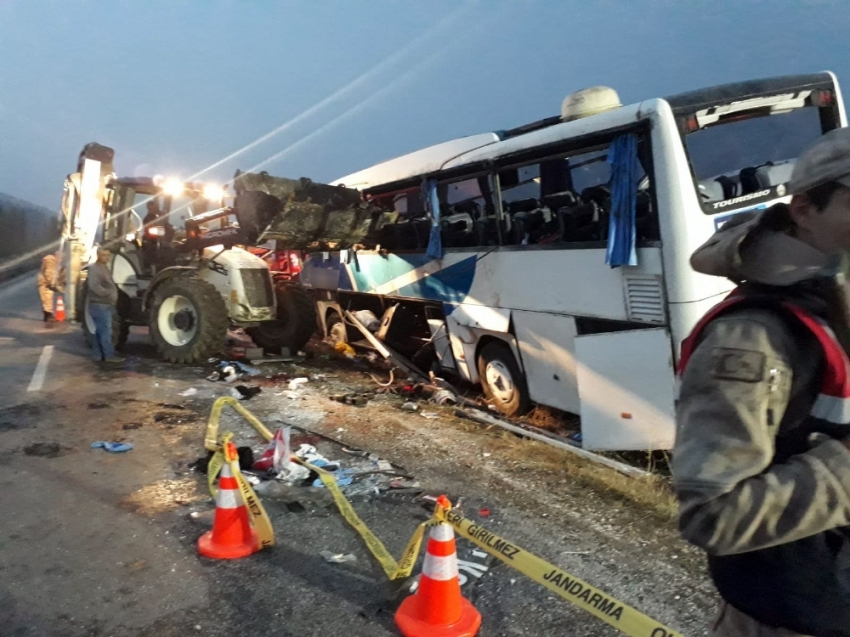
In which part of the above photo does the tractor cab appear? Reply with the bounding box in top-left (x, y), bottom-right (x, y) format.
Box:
top-left (103, 176), bottom-right (226, 277)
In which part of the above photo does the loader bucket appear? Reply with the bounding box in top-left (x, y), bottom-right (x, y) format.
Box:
top-left (233, 171), bottom-right (391, 250)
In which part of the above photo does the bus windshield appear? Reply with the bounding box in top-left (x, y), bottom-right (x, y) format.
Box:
top-left (684, 106), bottom-right (824, 211)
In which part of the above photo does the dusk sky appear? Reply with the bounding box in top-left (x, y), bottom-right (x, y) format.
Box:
top-left (1, 0), bottom-right (848, 209)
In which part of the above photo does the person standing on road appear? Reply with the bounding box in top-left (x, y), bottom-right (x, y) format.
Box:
top-left (674, 127), bottom-right (850, 637)
top-left (37, 252), bottom-right (64, 323)
top-left (87, 247), bottom-right (123, 363)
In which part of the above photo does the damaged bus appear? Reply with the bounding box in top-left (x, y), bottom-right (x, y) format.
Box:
top-left (239, 73), bottom-right (847, 451)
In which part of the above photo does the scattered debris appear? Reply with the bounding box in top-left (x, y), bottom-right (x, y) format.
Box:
top-left (288, 377), bottom-right (309, 391)
top-left (479, 508), bottom-right (491, 517)
top-left (430, 389), bottom-right (457, 405)
top-left (320, 550), bottom-right (358, 564)
top-left (178, 388), bottom-right (198, 397)
top-left (454, 408), bottom-right (648, 478)
top-left (333, 341), bottom-right (356, 358)
top-left (230, 385), bottom-right (262, 401)
top-left (401, 402), bottom-right (419, 412)
top-left (23, 442), bottom-right (68, 458)
top-left (90, 441), bottom-right (134, 453)
top-left (352, 310), bottom-right (381, 332)
top-left (330, 393), bottom-right (370, 406)
top-left (252, 356), bottom-right (293, 364)
top-left (420, 411), bottom-right (439, 419)
top-left (254, 427), bottom-right (292, 473)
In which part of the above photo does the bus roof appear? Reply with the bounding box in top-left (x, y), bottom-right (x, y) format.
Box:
top-left (329, 132), bottom-right (500, 190)
top-left (332, 73), bottom-right (840, 193)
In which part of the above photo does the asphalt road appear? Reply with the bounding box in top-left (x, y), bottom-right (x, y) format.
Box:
top-left (0, 272), bottom-right (715, 637)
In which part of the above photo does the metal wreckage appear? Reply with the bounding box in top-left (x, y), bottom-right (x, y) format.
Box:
top-left (233, 170), bottom-right (396, 251)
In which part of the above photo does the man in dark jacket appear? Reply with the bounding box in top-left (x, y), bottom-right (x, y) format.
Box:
top-left (674, 127), bottom-right (850, 637)
top-left (87, 247), bottom-right (122, 363)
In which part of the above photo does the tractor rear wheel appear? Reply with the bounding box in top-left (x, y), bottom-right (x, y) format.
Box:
top-left (149, 276), bottom-right (228, 364)
top-left (247, 282), bottom-right (317, 353)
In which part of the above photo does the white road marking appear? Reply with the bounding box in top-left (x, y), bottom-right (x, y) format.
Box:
top-left (27, 345), bottom-right (54, 392)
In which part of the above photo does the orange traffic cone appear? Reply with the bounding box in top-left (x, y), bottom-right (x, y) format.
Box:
top-left (197, 450), bottom-right (259, 560)
top-left (395, 499), bottom-right (482, 637)
top-left (54, 296), bottom-right (66, 322)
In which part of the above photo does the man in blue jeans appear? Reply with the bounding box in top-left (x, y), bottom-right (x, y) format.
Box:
top-left (87, 247), bottom-right (123, 363)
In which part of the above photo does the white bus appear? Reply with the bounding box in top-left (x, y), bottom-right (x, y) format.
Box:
top-left (301, 73), bottom-right (846, 451)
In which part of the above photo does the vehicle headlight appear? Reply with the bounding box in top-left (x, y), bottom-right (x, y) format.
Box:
top-left (203, 184), bottom-right (225, 202)
top-left (162, 178), bottom-right (184, 197)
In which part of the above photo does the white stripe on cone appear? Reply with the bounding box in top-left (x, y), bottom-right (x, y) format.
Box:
top-left (430, 523), bottom-right (454, 541)
top-left (422, 553), bottom-right (459, 581)
top-left (421, 523), bottom-right (459, 581)
top-left (216, 463), bottom-right (243, 509)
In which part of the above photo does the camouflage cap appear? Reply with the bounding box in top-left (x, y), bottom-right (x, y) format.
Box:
top-left (789, 127), bottom-right (850, 194)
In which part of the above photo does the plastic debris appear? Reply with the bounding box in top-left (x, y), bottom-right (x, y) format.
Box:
top-left (312, 472), bottom-right (354, 488)
top-left (430, 389), bottom-right (457, 405)
top-left (90, 441), bottom-right (134, 453)
top-left (230, 385), bottom-right (261, 400)
top-left (288, 377), bottom-right (309, 391)
top-left (276, 464), bottom-right (311, 484)
top-left (230, 361), bottom-right (261, 376)
top-left (420, 411), bottom-right (439, 419)
top-left (254, 427), bottom-right (292, 473)
top-left (352, 310), bottom-right (380, 333)
top-left (178, 387), bottom-right (198, 397)
top-left (320, 551), bottom-right (357, 564)
top-left (333, 341), bottom-right (356, 358)
top-left (479, 507), bottom-right (491, 517)
top-left (401, 402), bottom-right (419, 412)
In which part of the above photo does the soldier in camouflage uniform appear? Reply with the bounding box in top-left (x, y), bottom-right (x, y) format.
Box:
top-left (37, 253), bottom-right (64, 323)
top-left (674, 127), bottom-right (850, 637)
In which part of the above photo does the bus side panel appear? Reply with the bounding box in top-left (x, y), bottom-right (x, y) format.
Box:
top-left (512, 311), bottom-right (580, 414)
top-left (305, 248), bottom-right (665, 320)
top-left (575, 328), bottom-right (676, 450)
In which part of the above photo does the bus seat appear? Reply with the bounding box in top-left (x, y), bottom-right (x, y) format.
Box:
top-left (698, 179), bottom-right (724, 202)
top-left (441, 213), bottom-right (475, 248)
top-left (474, 216), bottom-right (500, 246)
top-left (581, 186), bottom-right (611, 212)
top-left (740, 166), bottom-right (762, 195)
top-left (715, 175), bottom-right (738, 200)
top-left (635, 191), bottom-right (659, 241)
top-left (562, 201), bottom-right (602, 242)
top-left (541, 191), bottom-right (579, 213)
top-left (506, 198), bottom-right (539, 215)
top-left (756, 162), bottom-right (795, 188)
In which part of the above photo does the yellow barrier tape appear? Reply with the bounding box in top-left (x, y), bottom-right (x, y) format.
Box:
top-left (292, 455), bottom-right (433, 580)
top-left (435, 503), bottom-right (683, 637)
top-left (204, 396), bottom-right (274, 452)
top-left (203, 397), bottom-right (425, 578)
top-left (207, 450), bottom-right (224, 497)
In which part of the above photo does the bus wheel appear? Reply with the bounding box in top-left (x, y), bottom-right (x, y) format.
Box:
top-left (477, 341), bottom-right (530, 417)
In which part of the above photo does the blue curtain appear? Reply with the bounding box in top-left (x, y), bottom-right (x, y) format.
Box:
top-left (605, 134), bottom-right (639, 267)
top-left (424, 179), bottom-right (443, 260)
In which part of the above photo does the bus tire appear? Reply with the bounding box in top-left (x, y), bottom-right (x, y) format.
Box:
top-left (246, 282), bottom-right (317, 353)
top-left (477, 341), bottom-right (530, 417)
